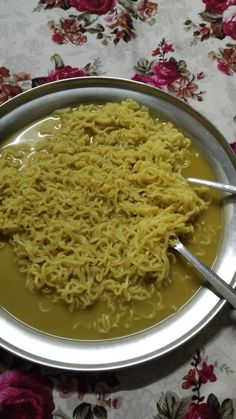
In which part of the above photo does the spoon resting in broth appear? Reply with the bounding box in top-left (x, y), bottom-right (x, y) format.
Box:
top-left (174, 239), bottom-right (236, 309)
top-left (187, 178), bottom-right (236, 194)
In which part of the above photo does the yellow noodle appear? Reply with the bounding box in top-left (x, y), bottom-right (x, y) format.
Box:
top-left (0, 99), bottom-right (210, 324)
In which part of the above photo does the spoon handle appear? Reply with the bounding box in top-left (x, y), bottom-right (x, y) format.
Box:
top-left (187, 177), bottom-right (236, 194)
top-left (174, 240), bottom-right (236, 309)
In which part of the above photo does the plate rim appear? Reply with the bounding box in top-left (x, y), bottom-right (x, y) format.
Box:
top-left (0, 76), bottom-right (235, 370)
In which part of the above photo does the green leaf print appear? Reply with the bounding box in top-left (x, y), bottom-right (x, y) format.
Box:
top-left (154, 391), bottom-right (191, 419)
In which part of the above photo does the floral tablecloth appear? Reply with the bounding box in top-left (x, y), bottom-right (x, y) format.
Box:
top-left (0, 1), bottom-right (236, 418)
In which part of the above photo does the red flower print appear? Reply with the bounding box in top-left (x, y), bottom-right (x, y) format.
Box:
top-left (182, 369), bottom-right (198, 389)
top-left (217, 60), bottom-right (233, 73)
top-left (209, 21), bottom-right (224, 38)
top-left (69, 0), bottom-right (117, 15)
top-left (0, 67), bottom-right (31, 104)
top-left (40, 0), bottom-right (159, 46)
top-left (46, 65), bottom-right (89, 82)
top-left (51, 31), bottom-right (66, 44)
top-left (152, 43), bottom-right (174, 56)
top-left (154, 349), bottom-right (234, 419)
top-left (0, 370), bottom-right (54, 419)
top-left (199, 25), bottom-right (211, 38)
top-left (0, 66), bottom-right (10, 83)
top-left (50, 18), bottom-right (87, 45)
top-left (222, 5), bottom-right (236, 39)
top-left (67, 32), bottom-right (87, 45)
top-left (185, 402), bottom-right (219, 419)
top-left (198, 362), bottom-right (217, 384)
top-left (203, 0), bottom-right (229, 15)
top-left (137, 0), bottom-right (158, 21)
top-left (152, 47), bottom-right (161, 56)
top-left (162, 43), bottom-right (175, 53)
top-left (61, 18), bottom-right (83, 34)
top-left (209, 46), bottom-right (236, 74)
top-left (188, 0), bottom-right (236, 42)
top-left (0, 84), bottom-right (23, 104)
top-left (222, 46), bottom-right (236, 65)
top-left (13, 72), bottom-right (31, 82)
top-left (109, 11), bottom-right (136, 41)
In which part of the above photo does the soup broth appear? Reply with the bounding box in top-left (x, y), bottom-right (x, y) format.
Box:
top-left (0, 111), bottom-right (222, 340)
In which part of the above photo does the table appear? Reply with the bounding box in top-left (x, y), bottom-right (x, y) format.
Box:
top-left (0, 1), bottom-right (236, 418)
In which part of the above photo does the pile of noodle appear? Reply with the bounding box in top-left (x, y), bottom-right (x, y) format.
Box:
top-left (0, 99), bottom-right (209, 318)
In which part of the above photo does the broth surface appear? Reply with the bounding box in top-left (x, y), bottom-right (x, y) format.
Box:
top-left (0, 115), bottom-right (222, 339)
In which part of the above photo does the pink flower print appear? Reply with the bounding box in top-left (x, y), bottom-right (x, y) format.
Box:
top-left (222, 5), bottom-right (236, 39)
top-left (162, 43), bottom-right (174, 53)
top-left (0, 370), bottom-right (54, 419)
top-left (227, 0), bottom-right (236, 5)
top-left (132, 73), bottom-right (159, 87)
top-left (46, 65), bottom-right (89, 82)
top-left (185, 402), bottom-right (219, 419)
top-left (69, 0), bottom-right (117, 15)
top-left (203, 0), bottom-right (229, 15)
top-left (152, 61), bottom-right (179, 85)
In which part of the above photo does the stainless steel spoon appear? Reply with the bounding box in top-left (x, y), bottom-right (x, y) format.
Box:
top-left (187, 177), bottom-right (236, 194)
top-left (174, 239), bottom-right (236, 309)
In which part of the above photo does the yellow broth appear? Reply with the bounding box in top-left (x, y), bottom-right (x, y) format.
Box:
top-left (0, 116), bottom-right (222, 340)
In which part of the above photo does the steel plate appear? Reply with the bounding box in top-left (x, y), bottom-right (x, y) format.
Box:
top-left (0, 77), bottom-right (236, 370)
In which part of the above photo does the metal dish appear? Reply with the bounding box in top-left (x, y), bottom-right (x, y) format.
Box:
top-left (0, 77), bottom-right (236, 370)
